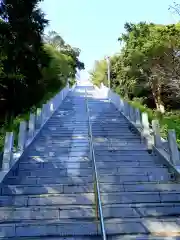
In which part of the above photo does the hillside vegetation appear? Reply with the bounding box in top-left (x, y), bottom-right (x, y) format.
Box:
top-left (0, 0), bottom-right (84, 149)
top-left (90, 20), bottom-right (180, 143)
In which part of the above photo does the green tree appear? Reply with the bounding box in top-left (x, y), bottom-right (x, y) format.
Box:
top-left (44, 30), bottom-right (65, 49)
top-left (0, 0), bottom-right (84, 126)
top-left (119, 22), bottom-right (180, 111)
top-left (0, 0), bottom-right (49, 116)
top-left (91, 22), bottom-right (180, 112)
top-left (44, 31), bottom-right (85, 78)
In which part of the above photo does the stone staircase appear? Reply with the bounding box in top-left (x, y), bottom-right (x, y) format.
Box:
top-left (0, 85), bottom-right (180, 239)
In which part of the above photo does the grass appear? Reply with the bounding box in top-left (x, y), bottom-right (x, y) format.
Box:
top-left (128, 100), bottom-right (180, 145)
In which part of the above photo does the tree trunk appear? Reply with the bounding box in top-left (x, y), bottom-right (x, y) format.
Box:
top-left (151, 78), bottom-right (165, 113)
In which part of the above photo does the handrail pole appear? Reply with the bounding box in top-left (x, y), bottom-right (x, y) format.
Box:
top-left (85, 88), bottom-right (107, 240)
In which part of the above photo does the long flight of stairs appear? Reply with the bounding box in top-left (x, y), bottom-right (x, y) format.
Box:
top-left (0, 85), bottom-right (180, 239)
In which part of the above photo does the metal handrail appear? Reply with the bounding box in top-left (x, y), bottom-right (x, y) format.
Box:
top-left (85, 88), bottom-right (107, 240)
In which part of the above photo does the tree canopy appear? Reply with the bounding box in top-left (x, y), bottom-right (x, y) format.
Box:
top-left (0, 0), bottom-right (84, 123)
top-left (90, 22), bottom-right (180, 112)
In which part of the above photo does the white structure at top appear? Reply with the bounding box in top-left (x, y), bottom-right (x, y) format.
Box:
top-left (76, 70), bottom-right (92, 87)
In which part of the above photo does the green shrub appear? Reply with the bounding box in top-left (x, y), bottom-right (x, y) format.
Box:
top-left (128, 99), bottom-right (180, 144)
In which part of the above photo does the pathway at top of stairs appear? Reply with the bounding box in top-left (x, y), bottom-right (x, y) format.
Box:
top-left (0, 85), bottom-right (179, 239)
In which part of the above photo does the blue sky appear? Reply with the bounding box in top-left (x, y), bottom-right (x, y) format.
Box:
top-left (40, 0), bottom-right (178, 79)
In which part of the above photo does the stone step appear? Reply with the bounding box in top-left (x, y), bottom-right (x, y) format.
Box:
top-left (0, 193), bottom-right (94, 207)
top-left (0, 206), bottom-right (96, 222)
top-left (99, 167), bottom-right (169, 175)
top-left (1, 217), bottom-right (180, 238)
top-left (93, 139), bottom-right (141, 143)
top-left (33, 143), bottom-right (90, 148)
top-left (18, 162), bottom-right (92, 170)
top-left (46, 121), bottom-right (88, 123)
top-left (94, 146), bottom-right (147, 151)
top-left (34, 142), bottom-right (90, 147)
top-left (40, 130), bottom-right (89, 134)
top-left (100, 192), bottom-right (180, 204)
top-left (35, 144), bottom-right (90, 148)
top-left (93, 142), bottom-right (142, 146)
top-left (39, 135), bottom-right (89, 140)
top-left (102, 204), bottom-right (180, 218)
top-left (17, 161), bottom-right (92, 171)
top-left (2, 191), bottom-right (180, 207)
top-left (42, 130), bottom-right (89, 134)
top-left (7, 170), bottom-right (174, 184)
top-left (97, 162), bottom-right (163, 167)
top-left (99, 174), bottom-right (174, 183)
top-left (36, 137), bottom-right (85, 144)
top-left (42, 122), bottom-right (88, 126)
top-left (92, 127), bottom-right (131, 130)
top-left (0, 236), bottom-right (102, 240)
top-left (91, 131), bottom-right (135, 134)
top-left (41, 132), bottom-right (89, 136)
top-left (37, 137), bottom-right (89, 141)
top-left (15, 167), bottom-right (169, 178)
top-left (99, 168), bottom-right (169, 176)
top-left (27, 152), bottom-right (90, 157)
top-left (5, 176), bottom-right (93, 185)
top-left (26, 156), bottom-right (91, 163)
top-left (16, 168), bottom-right (93, 177)
top-left (4, 182), bottom-right (180, 196)
top-left (44, 126), bottom-right (89, 129)
top-left (91, 128), bottom-right (134, 131)
top-left (107, 235), bottom-right (180, 240)
top-left (103, 202), bottom-right (180, 207)
top-left (0, 220), bottom-right (99, 238)
top-left (45, 126), bottom-right (89, 129)
top-left (2, 203), bottom-right (180, 223)
top-left (1, 184), bottom-right (93, 195)
top-left (92, 135), bottom-right (139, 139)
top-left (95, 150), bottom-right (152, 155)
top-left (96, 155), bottom-right (159, 161)
top-left (104, 217), bottom-right (180, 235)
top-left (94, 136), bottom-right (140, 140)
top-left (6, 173), bottom-right (174, 185)
top-left (30, 147), bottom-right (90, 153)
top-left (100, 183), bottom-right (180, 192)
top-left (103, 206), bottom-right (180, 219)
top-left (96, 158), bottom-right (160, 164)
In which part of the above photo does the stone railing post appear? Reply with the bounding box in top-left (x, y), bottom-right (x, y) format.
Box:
top-left (142, 112), bottom-right (150, 136)
top-left (41, 104), bottom-right (47, 124)
top-left (57, 92), bottom-right (61, 107)
top-left (141, 112), bottom-right (152, 149)
top-left (127, 103), bottom-right (131, 120)
top-left (130, 106), bottom-right (136, 123)
top-left (118, 97), bottom-right (122, 111)
top-left (168, 129), bottom-right (180, 166)
top-left (28, 113), bottom-right (35, 139)
top-left (53, 95), bottom-right (57, 110)
top-left (124, 102), bottom-right (129, 118)
top-left (18, 121), bottom-right (27, 153)
top-left (135, 108), bottom-right (141, 126)
top-left (46, 102), bottom-right (51, 118)
top-left (129, 105), bottom-right (132, 121)
top-left (36, 108), bottom-right (42, 128)
top-left (114, 94), bottom-right (119, 109)
top-left (119, 98), bottom-right (124, 112)
top-left (152, 120), bottom-right (162, 148)
top-left (2, 132), bottom-right (14, 171)
top-left (50, 102), bottom-right (54, 115)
